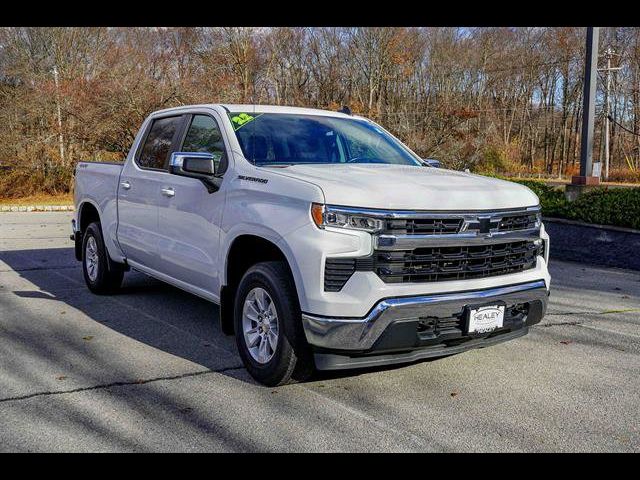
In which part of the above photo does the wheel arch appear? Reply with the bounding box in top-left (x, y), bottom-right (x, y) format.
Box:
top-left (219, 233), bottom-right (303, 336)
top-left (75, 201), bottom-right (102, 261)
top-left (78, 201), bottom-right (102, 233)
top-left (76, 201), bottom-right (125, 274)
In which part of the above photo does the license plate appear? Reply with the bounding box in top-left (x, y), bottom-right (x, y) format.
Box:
top-left (467, 305), bottom-right (505, 334)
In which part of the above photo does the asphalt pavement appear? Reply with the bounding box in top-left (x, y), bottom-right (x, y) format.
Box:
top-left (0, 212), bottom-right (638, 452)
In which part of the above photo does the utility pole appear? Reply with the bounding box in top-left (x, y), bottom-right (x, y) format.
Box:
top-left (52, 65), bottom-right (66, 166)
top-left (598, 47), bottom-right (621, 181)
top-left (573, 27), bottom-right (600, 186)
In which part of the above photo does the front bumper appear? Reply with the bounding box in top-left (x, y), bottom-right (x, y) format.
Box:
top-left (302, 280), bottom-right (548, 370)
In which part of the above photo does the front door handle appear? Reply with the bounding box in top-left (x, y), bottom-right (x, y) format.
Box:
top-left (161, 187), bottom-right (175, 197)
top-left (120, 181), bottom-right (131, 190)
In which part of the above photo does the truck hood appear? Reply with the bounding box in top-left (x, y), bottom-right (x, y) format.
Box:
top-left (270, 164), bottom-right (539, 210)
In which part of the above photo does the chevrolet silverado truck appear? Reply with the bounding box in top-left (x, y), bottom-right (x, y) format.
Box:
top-left (72, 104), bottom-right (551, 386)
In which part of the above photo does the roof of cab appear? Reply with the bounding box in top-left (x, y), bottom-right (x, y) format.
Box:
top-left (220, 104), bottom-right (353, 118)
top-left (150, 104), bottom-right (353, 119)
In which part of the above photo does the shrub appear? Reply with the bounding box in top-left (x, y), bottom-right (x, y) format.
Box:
top-left (567, 187), bottom-right (640, 230)
top-left (0, 164), bottom-right (74, 199)
top-left (504, 177), bottom-right (640, 230)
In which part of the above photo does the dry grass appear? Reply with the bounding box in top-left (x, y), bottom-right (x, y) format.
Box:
top-left (0, 193), bottom-right (73, 206)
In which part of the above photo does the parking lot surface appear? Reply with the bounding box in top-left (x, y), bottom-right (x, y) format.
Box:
top-left (1, 212), bottom-right (639, 452)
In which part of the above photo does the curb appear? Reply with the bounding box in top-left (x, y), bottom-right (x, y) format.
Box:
top-left (0, 205), bottom-right (75, 212)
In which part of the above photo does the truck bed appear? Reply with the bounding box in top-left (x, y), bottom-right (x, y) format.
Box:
top-left (74, 161), bottom-right (123, 208)
top-left (74, 161), bottom-right (124, 261)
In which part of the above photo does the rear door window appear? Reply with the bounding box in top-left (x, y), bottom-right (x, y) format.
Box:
top-left (137, 116), bottom-right (182, 170)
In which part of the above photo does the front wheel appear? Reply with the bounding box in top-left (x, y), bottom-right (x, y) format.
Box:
top-left (234, 261), bottom-right (314, 386)
top-left (82, 222), bottom-right (124, 294)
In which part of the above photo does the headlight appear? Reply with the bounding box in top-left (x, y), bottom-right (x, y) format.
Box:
top-left (311, 203), bottom-right (384, 233)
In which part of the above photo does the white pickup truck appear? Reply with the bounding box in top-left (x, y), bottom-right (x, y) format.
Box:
top-left (72, 104), bottom-right (550, 386)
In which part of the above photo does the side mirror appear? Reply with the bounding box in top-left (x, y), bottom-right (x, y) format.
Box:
top-left (422, 158), bottom-right (441, 168)
top-left (170, 152), bottom-right (222, 193)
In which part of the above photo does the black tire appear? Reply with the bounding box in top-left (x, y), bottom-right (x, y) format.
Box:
top-left (234, 261), bottom-right (314, 386)
top-left (81, 221), bottom-right (124, 294)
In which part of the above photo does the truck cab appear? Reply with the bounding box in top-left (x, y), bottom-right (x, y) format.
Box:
top-left (72, 104), bottom-right (550, 386)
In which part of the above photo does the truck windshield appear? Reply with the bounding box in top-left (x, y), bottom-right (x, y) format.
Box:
top-left (228, 112), bottom-right (422, 167)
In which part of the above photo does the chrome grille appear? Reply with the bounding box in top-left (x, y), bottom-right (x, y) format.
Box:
top-left (372, 241), bottom-right (542, 284)
top-left (385, 218), bottom-right (462, 235)
top-left (376, 208), bottom-right (541, 237)
top-left (498, 213), bottom-right (539, 232)
top-left (323, 206), bottom-right (542, 291)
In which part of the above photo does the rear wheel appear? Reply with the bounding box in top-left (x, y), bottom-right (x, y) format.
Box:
top-left (82, 222), bottom-right (124, 294)
top-left (234, 261), bottom-right (314, 386)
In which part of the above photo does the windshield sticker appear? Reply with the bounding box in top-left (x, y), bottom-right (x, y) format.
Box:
top-left (230, 112), bottom-right (261, 131)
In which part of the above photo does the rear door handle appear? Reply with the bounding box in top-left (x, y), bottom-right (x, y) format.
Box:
top-left (120, 181), bottom-right (131, 190)
top-left (161, 187), bottom-right (175, 197)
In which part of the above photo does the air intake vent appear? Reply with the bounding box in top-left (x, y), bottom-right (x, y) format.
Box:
top-left (324, 258), bottom-right (356, 292)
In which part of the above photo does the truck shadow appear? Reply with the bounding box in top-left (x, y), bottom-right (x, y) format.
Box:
top-left (2, 246), bottom-right (349, 450)
top-left (2, 246), bottom-right (416, 386)
top-left (2, 247), bottom-right (239, 373)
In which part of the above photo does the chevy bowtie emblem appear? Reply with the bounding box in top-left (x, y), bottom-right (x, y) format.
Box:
top-left (478, 217), bottom-right (492, 234)
top-left (461, 216), bottom-right (498, 236)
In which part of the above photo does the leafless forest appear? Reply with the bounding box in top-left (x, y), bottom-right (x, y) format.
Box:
top-left (1, 27), bottom-right (640, 197)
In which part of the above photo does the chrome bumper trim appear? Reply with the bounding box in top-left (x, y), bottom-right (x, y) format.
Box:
top-left (302, 280), bottom-right (548, 351)
top-left (375, 228), bottom-right (541, 249)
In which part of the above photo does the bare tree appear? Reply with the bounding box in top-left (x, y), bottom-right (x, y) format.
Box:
top-left (2, 26), bottom-right (640, 198)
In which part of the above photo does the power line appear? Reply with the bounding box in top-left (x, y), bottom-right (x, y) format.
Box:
top-left (607, 114), bottom-right (640, 136)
